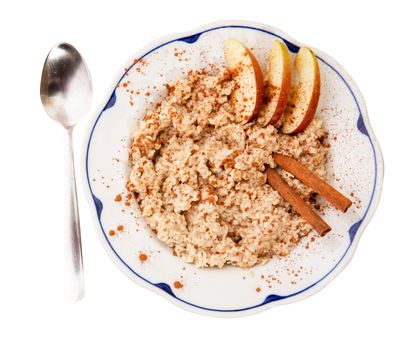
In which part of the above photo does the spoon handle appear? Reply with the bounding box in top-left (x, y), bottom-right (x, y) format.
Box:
top-left (64, 127), bottom-right (85, 300)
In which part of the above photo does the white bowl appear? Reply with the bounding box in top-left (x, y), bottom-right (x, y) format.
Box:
top-left (82, 20), bottom-right (384, 317)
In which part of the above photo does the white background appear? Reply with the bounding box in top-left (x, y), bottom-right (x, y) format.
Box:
top-left (1, 0), bottom-right (413, 349)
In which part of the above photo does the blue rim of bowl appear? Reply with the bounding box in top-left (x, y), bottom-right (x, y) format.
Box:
top-left (85, 24), bottom-right (378, 313)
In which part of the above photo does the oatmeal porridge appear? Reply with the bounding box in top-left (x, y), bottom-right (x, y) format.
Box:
top-left (127, 67), bottom-right (329, 268)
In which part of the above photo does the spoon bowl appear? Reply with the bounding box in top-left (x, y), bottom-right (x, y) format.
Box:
top-left (40, 43), bottom-right (92, 129)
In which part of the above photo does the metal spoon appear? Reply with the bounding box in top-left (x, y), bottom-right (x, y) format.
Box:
top-left (40, 43), bottom-right (92, 300)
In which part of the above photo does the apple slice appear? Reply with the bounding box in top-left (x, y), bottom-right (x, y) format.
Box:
top-left (224, 39), bottom-right (264, 124)
top-left (282, 47), bottom-right (320, 134)
top-left (260, 40), bottom-right (292, 126)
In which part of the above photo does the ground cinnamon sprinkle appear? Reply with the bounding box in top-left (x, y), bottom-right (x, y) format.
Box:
top-left (173, 281), bottom-right (183, 289)
top-left (139, 253), bottom-right (148, 262)
top-left (108, 230), bottom-right (115, 236)
top-left (256, 287), bottom-right (261, 292)
top-left (114, 194), bottom-right (122, 202)
top-left (117, 225), bottom-right (124, 232)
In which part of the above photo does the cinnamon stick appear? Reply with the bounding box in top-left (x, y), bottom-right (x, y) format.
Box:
top-left (265, 167), bottom-right (331, 236)
top-left (273, 154), bottom-right (352, 213)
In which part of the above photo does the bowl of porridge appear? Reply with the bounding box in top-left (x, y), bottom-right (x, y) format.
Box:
top-left (82, 20), bottom-right (383, 317)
